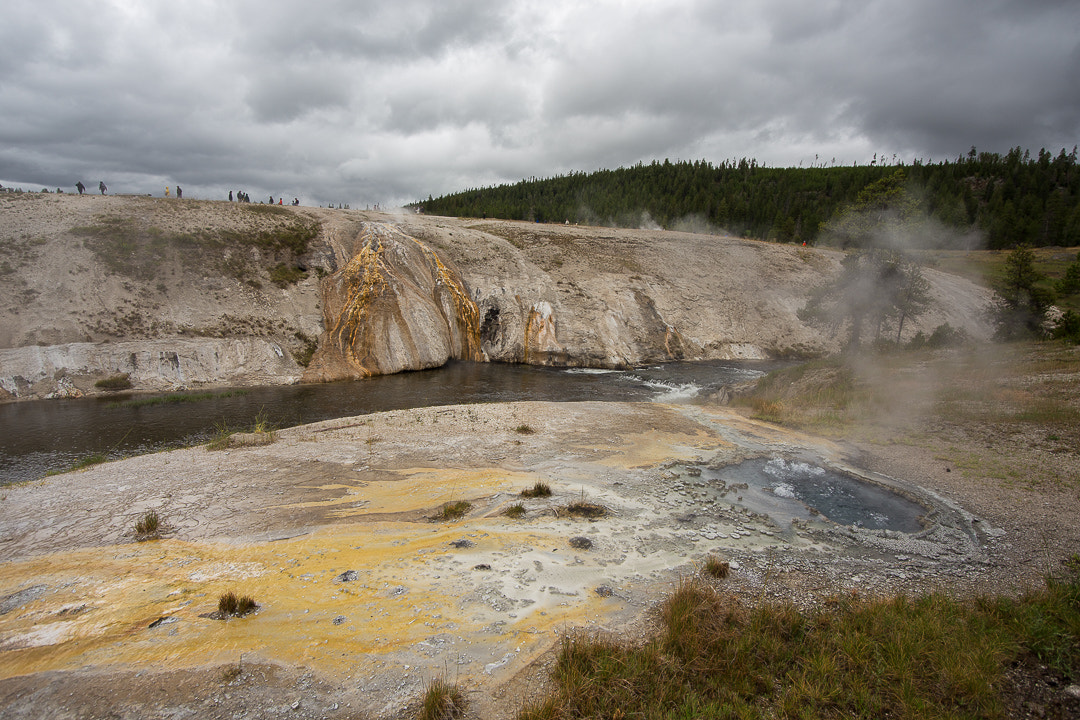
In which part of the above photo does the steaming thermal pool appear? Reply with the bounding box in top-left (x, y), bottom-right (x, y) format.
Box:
top-left (681, 456), bottom-right (927, 534)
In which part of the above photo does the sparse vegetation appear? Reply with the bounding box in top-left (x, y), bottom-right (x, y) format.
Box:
top-left (564, 501), bottom-right (605, 518)
top-left (521, 481), bottom-right (552, 498)
top-left (701, 555), bottom-right (730, 579)
top-left (46, 452), bottom-right (110, 475)
top-left (217, 591), bottom-right (258, 618)
top-left (436, 500), bottom-right (472, 521)
top-left (134, 510), bottom-right (161, 538)
top-left (417, 677), bottom-right (467, 720)
top-left (513, 423), bottom-right (536, 435)
top-left (518, 566), bottom-right (1080, 720)
top-left (505, 503), bottom-right (527, 518)
top-left (94, 373), bottom-right (133, 391)
top-left (206, 420), bottom-right (233, 451)
top-left (206, 409), bottom-right (276, 450)
top-left (269, 262), bottom-right (308, 287)
top-left (71, 209), bottom-right (318, 284)
top-left (292, 331), bottom-right (319, 367)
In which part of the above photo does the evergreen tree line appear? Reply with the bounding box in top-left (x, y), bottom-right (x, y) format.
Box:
top-left (412, 147), bottom-right (1080, 249)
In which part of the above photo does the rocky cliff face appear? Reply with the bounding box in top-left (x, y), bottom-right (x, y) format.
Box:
top-left (0, 194), bottom-right (994, 400)
top-left (302, 222), bottom-right (483, 381)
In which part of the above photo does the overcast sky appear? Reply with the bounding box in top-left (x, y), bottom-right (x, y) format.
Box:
top-left (2, 0), bottom-right (1077, 207)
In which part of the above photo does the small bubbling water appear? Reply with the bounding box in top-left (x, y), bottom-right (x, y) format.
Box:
top-left (696, 456), bottom-right (926, 533)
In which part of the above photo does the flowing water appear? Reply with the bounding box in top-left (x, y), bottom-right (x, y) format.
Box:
top-left (0, 359), bottom-right (774, 484)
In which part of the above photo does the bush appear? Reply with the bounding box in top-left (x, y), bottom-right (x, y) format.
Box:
top-left (505, 503), bottom-right (526, 518)
top-left (269, 263), bottom-right (307, 287)
top-left (1052, 309), bottom-right (1080, 343)
top-left (95, 373), bottom-right (132, 391)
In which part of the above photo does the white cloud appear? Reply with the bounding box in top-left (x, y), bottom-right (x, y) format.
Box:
top-left (1, 0), bottom-right (1077, 206)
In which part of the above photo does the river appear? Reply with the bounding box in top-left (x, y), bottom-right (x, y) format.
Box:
top-left (0, 359), bottom-right (781, 484)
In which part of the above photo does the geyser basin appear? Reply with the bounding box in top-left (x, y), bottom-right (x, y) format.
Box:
top-left (694, 456), bottom-right (927, 533)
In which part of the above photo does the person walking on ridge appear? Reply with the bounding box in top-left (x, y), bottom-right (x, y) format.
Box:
top-left (98, 181), bottom-right (107, 195)
top-left (76, 181), bottom-right (85, 195)
top-left (176, 186), bottom-right (182, 199)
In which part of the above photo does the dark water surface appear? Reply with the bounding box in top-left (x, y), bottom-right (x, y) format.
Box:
top-left (706, 457), bottom-right (927, 533)
top-left (0, 360), bottom-right (777, 484)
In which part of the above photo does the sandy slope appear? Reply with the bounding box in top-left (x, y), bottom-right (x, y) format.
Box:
top-left (0, 193), bottom-right (993, 400)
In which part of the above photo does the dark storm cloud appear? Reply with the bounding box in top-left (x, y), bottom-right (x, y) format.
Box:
top-left (1, 1), bottom-right (1076, 206)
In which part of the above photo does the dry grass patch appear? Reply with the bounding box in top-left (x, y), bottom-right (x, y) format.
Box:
top-left (417, 677), bottom-right (466, 720)
top-left (134, 510), bottom-right (161, 539)
top-left (563, 501), bottom-right (606, 518)
top-left (434, 500), bottom-right (471, 521)
top-left (521, 481), bottom-right (552, 498)
top-left (217, 591), bottom-right (258, 618)
top-left (518, 568), bottom-right (1080, 720)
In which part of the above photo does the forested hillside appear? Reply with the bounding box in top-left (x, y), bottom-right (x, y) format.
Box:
top-left (413, 147), bottom-right (1080, 249)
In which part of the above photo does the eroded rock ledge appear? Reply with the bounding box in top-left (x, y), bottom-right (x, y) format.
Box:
top-left (0, 197), bottom-right (994, 399)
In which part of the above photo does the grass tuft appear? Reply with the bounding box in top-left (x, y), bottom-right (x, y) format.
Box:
top-left (521, 481), bottom-right (552, 498)
top-left (701, 555), bottom-right (730, 579)
top-left (417, 677), bottom-right (467, 720)
top-left (505, 503), bottom-right (527, 518)
top-left (134, 510), bottom-right (161, 538)
top-left (218, 591), bottom-right (258, 618)
top-left (436, 500), bottom-right (472, 521)
top-left (513, 423), bottom-right (536, 435)
top-left (565, 501), bottom-right (605, 518)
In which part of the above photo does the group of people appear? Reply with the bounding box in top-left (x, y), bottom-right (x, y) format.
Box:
top-left (74, 181), bottom-right (107, 195)
top-left (67, 182), bottom-right (308, 205)
top-left (227, 190), bottom-right (299, 206)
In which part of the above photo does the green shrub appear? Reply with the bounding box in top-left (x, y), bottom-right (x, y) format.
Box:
top-left (95, 373), bottom-right (132, 391)
top-left (269, 263), bottom-right (307, 287)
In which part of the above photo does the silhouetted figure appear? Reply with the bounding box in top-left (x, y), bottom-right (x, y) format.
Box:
top-left (293, 197), bottom-right (299, 206)
top-left (99, 181), bottom-right (107, 195)
top-left (269, 196), bottom-right (274, 204)
top-left (229, 190), bottom-right (233, 201)
top-left (176, 186), bottom-right (182, 199)
top-left (76, 182), bottom-right (85, 194)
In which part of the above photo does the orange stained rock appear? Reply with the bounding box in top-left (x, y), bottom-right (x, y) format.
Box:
top-left (0, 521), bottom-right (619, 685)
